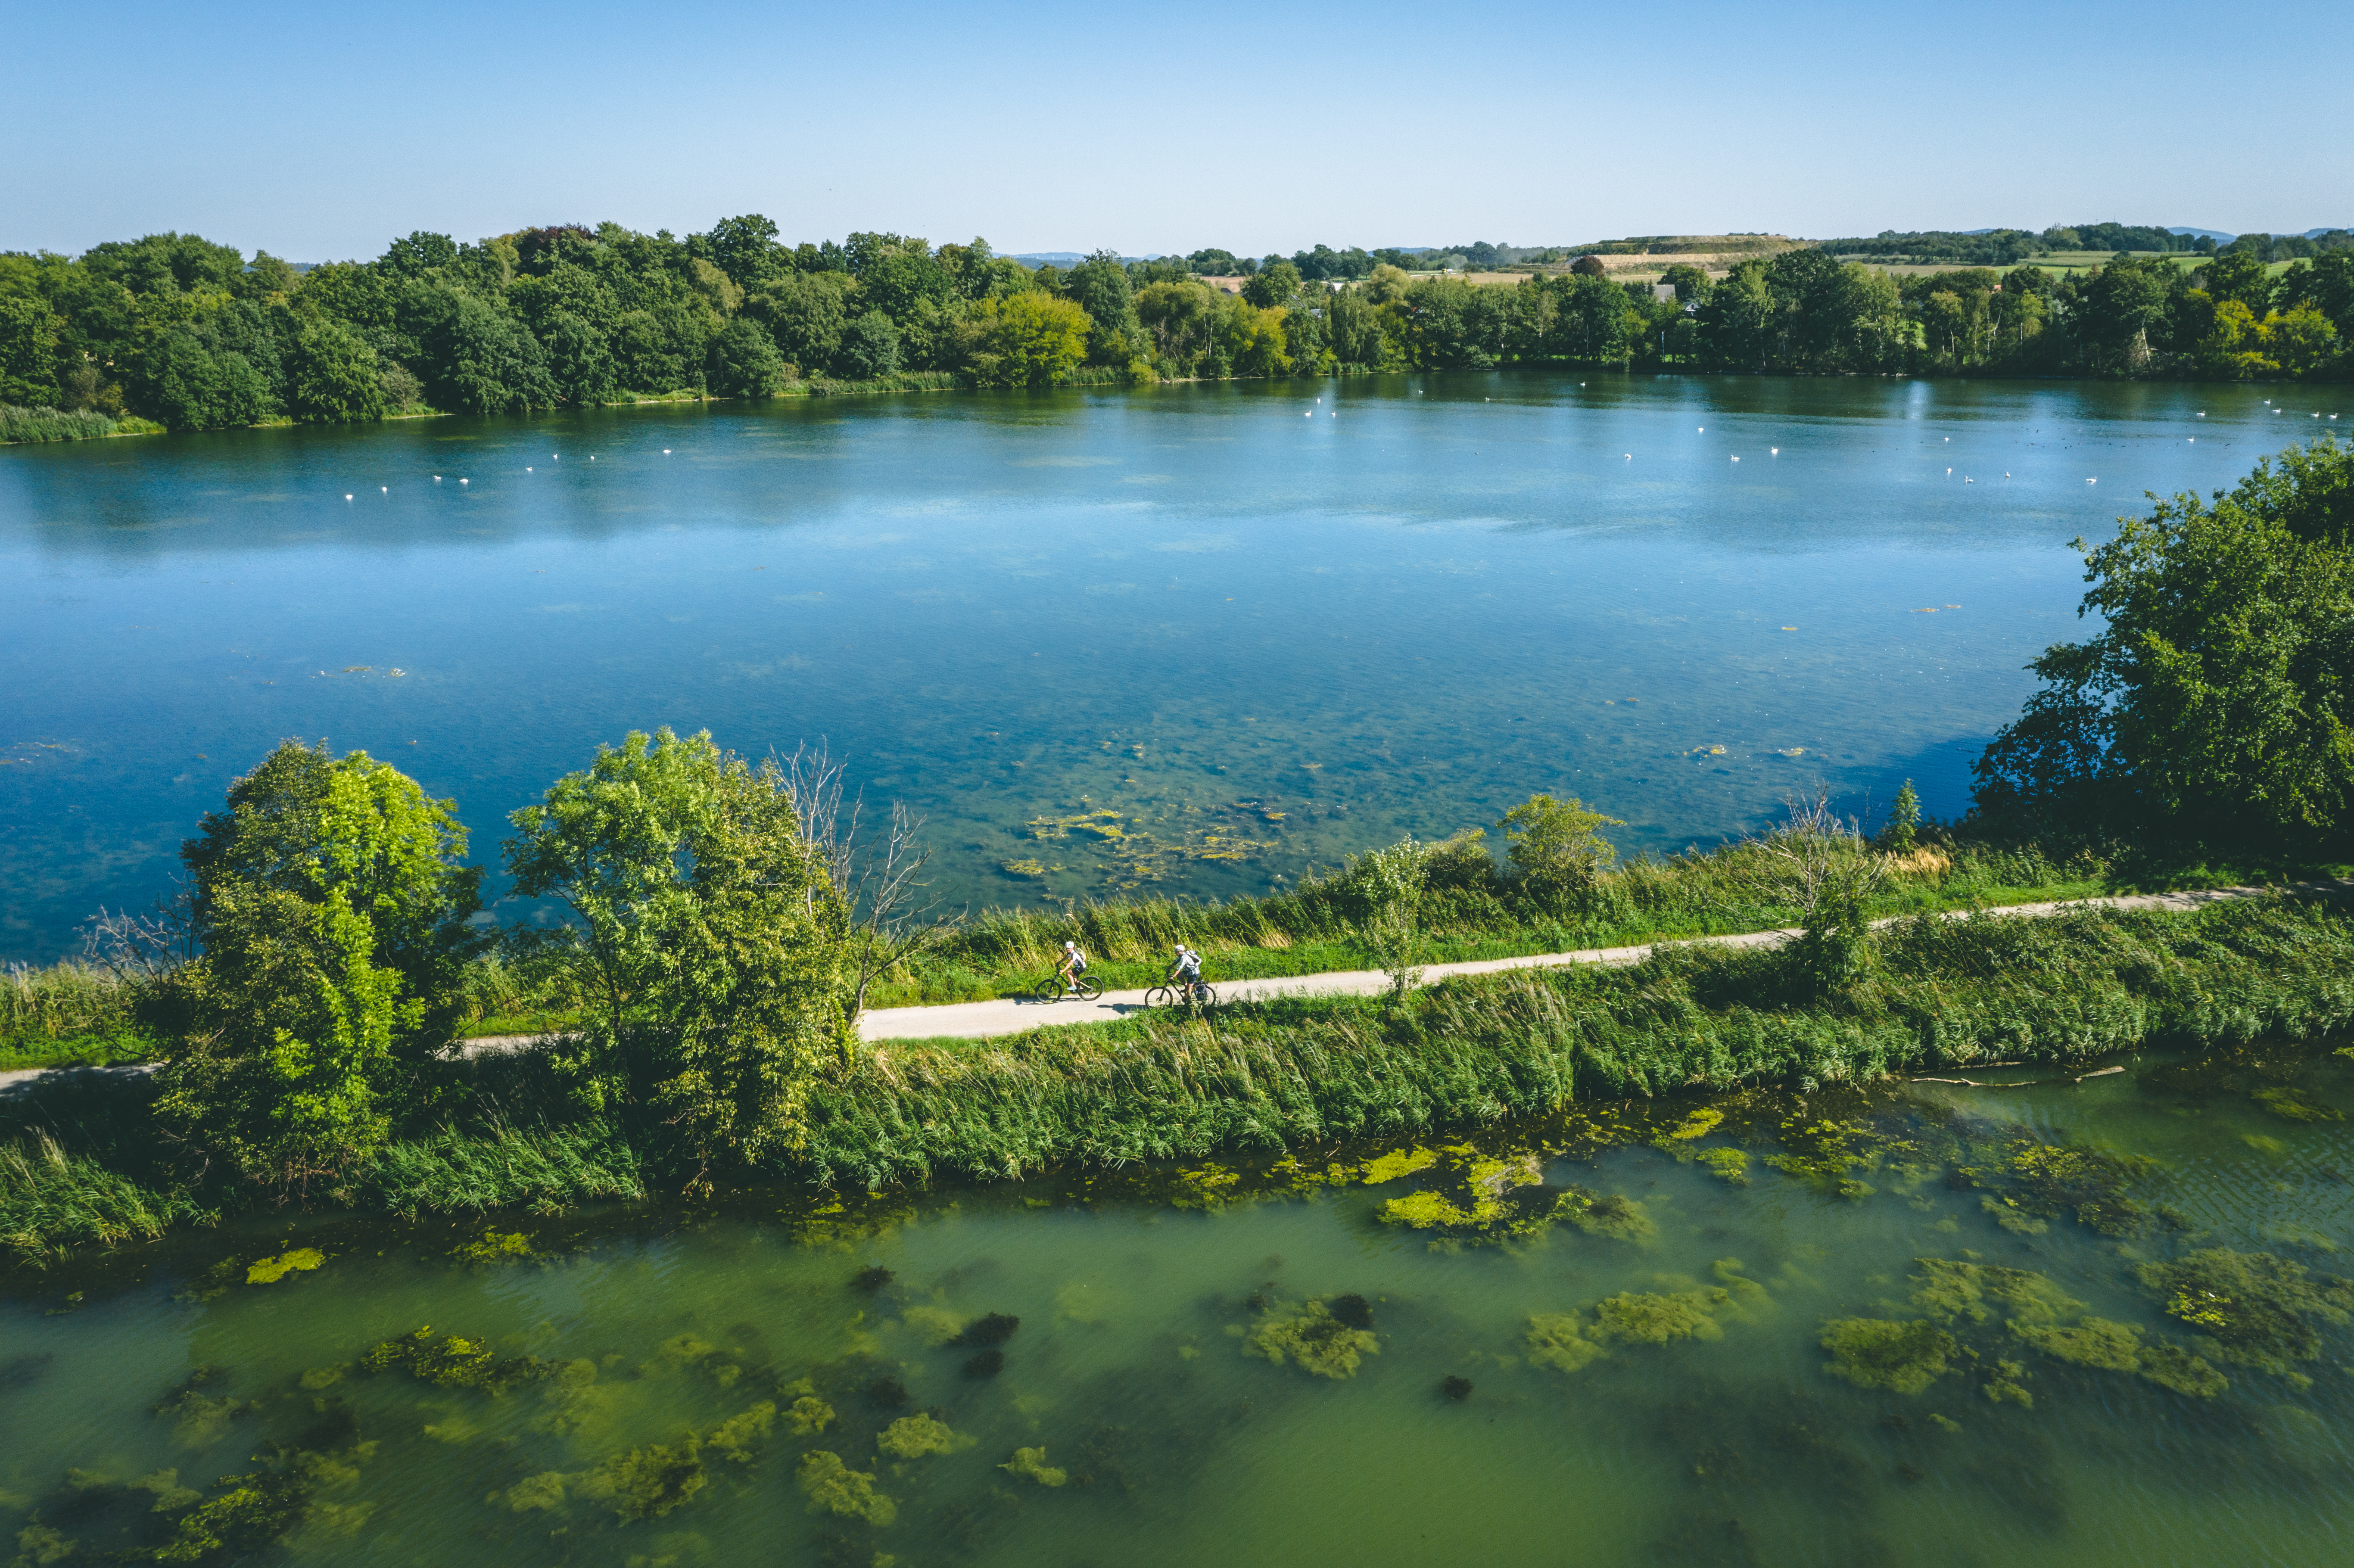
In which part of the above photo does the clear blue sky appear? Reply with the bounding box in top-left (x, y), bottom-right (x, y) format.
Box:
top-left (5, 0), bottom-right (2349, 262)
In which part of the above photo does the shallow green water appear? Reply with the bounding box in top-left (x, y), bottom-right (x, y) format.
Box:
top-left (2, 373), bottom-right (2336, 960)
top-left (9, 1043), bottom-right (2352, 1565)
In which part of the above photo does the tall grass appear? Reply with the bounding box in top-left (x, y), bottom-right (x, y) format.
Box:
top-left (357, 1118), bottom-right (644, 1217)
top-left (790, 897), bottom-right (2354, 1188)
top-left (0, 404), bottom-right (118, 443)
top-left (0, 1132), bottom-right (209, 1265)
top-left (861, 836), bottom-right (2112, 1005)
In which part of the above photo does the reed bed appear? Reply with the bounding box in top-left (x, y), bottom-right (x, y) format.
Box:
top-left (357, 1118), bottom-right (645, 1217)
top-left (0, 404), bottom-right (118, 443)
top-left (0, 1132), bottom-right (209, 1264)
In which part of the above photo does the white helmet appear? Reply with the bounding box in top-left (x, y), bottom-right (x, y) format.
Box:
top-left (1063, 940), bottom-right (1076, 950)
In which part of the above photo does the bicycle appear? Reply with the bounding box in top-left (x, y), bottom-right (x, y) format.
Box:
top-left (1032, 970), bottom-right (1104, 1003)
top-left (1145, 979), bottom-right (1218, 1008)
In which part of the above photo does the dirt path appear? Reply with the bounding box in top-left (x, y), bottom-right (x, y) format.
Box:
top-left (0, 884), bottom-right (2304, 1094)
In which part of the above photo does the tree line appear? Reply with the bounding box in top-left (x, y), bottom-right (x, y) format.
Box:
top-left (5, 218), bottom-right (2349, 436)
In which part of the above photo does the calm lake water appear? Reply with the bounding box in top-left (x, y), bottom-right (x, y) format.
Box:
top-left (1, 373), bottom-right (2336, 960)
top-left (6, 1042), bottom-right (2350, 1565)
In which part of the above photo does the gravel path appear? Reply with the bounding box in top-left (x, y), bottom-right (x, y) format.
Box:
top-left (0, 884), bottom-right (2304, 1093)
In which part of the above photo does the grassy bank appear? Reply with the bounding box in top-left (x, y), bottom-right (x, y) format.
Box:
top-left (8, 895), bottom-right (2350, 1265)
top-left (0, 834), bottom-right (2304, 1061)
top-left (788, 896), bottom-right (2354, 1188)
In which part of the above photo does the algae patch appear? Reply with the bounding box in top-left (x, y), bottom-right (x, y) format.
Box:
top-left (1247, 1298), bottom-right (1379, 1379)
top-left (1001, 1447), bottom-right (1068, 1487)
top-left (1818, 1318), bottom-right (1955, 1394)
top-left (244, 1248), bottom-right (324, 1285)
top-left (798, 1451), bottom-right (896, 1525)
top-left (877, 1413), bottom-right (975, 1459)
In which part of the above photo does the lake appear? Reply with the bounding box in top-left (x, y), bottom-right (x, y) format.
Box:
top-left (0, 372), bottom-right (2331, 961)
top-left (5, 1039), bottom-right (2350, 1565)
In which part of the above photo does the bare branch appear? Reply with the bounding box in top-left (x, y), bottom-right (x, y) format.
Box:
top-left (775, 743), bottom-right (965, 1025)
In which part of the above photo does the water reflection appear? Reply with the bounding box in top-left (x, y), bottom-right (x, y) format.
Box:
top-left (0, 373), bottom-right (2313, 960)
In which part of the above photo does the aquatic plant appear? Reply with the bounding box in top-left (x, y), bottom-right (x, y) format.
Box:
top-left (1696, 1148), bottom-right (1751, 1185)
top-left (1525, 1314), bottom-right (1606, 1375)
top-left (361, 1326), bottom-right (551, 1393)
top-left (952, 1312), bottom-right (1021, 1346)
top-left (453, 1229), bottom-right (535, 1265)
top-left (2137, 1248), bottom-right (2354, 1375)
top-left (1441, 1375), bottom-right (1473, 1401)
top-left (799, 1450), bottom-right (897, 1524)
top-left (1659, 1108), bottom-right (1725, 1143)
top-left (2253, 1086), bottom-right (2344, 1122)
top-left (1996, 1142), bottom-right (2161, 1237)
top-left (1591, 1291), bottom-right (1726, 1346)
top-left (899, 1305), bottom-right (968, 1345)
top-left (787, 1394), bottom-right (836, 1434)
top-left (1000, 1447), bottom-right (1068, 1487)
top-left (152, 1367), bottom-right (246, 1446)
top-left (2010, 1318), bottom-right (2227, 1398)
top-left (1569, 1192), bottom-right (1658, 1243)
top-left (1983, 1358), bottom-right (2034, 1406)
top-left (706, 1401), bottom-right (778, 1461)
top-left (1358, 1146), bottom-right (1441, 1184)
top-left (500, 1472), bottom-right (567, 1511)
top-left (1909, 1258), bottom-right (2083, 1327)
top-left (866, 1375), bottom-right (910, 1407)
top-left (963, 1350), bottom-right (1004, 1378)
top-left (1246, 1297), bottom-right (1380, 1379)
top-left (244, 1247), bottom-right (325, 1284)
top-left (145, 1444), bottom-right (366, 1563)
top-left (1818, 1318), bottom-right (1955, 1394)
top-left (1326, 1294), bottom-right (1374, 1330)
top-left (852, 1265), bottom-right (896, 1291)
top-left (877, 1412), bottom-right (975, 1458)
top-left (576, 1434), bottom-right (706, 1521)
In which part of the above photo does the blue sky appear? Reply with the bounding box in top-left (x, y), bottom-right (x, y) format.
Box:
top-left (5, 0), bottom-right (2349, 261)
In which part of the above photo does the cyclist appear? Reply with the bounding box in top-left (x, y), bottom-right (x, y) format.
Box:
top-left (1166, 943), bottom-right (1205, 1003)
top-left (1057, 940), bottom-right (1090, 994)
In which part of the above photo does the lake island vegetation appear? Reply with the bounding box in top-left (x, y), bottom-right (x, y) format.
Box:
top-left (5, 439), bottom-right (2354, 1263)
top-left (3, 215), bottom-right (2349, 443)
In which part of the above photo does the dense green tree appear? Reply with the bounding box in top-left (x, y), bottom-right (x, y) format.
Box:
top-left (151, 742), bottom-right (481, 1193)
top-left (746, 270), bottom-right (852, 378)
top-left (2195, 251), bottom-right (2274, 317)
top-left (504, 729), bottom-right (853, 1169)
top-left (1498, 794), bottom-right (1623, 908)
top-left (1976, 439), bottom-right (2354, 843)
top-left (420, 292), bottom-right (554, 414)
top-left (707, 316), bottom-right (786, 396)
top-left (701, 213), bottom-right (783, 289)
top-left (1242, 261), bottom-right (1303, 309)
top-left (0, 290), bottom-right (60, 404)
top-left (285, 317), bottom-right (386, 423)
top-left (1062, 250), bottom-right (1139, 365)
top-left (539, 309), bottom-right (618, 404)
top-left (958, 292), bottom-right (1090, 386)
top-left (834, 309), bottom-right (901, 379)
top-left (143, 329), bottom-right (273, 431)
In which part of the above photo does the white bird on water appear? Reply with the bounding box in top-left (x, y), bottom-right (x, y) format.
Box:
top-left (344, 494), bottom-right (352, 501)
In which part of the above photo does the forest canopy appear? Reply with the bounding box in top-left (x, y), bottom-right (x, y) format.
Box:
top-left (5, 217), bottom-right (2348, 435)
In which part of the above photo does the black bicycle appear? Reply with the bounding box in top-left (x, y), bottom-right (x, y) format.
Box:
top-left (1145, 979), bottom-right (1218, 1008)
top-left (1032, 971), bottom-right (1104, 1003)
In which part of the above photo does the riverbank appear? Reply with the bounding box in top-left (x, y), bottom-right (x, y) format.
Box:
top-left (8, 893), bottom-right (2349, 1267)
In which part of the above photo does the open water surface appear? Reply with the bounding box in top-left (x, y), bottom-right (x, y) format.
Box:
top-left (1, 373), bottom-right (2340, 959)
top-left (5, 1042), bottom-right (2351, 1564)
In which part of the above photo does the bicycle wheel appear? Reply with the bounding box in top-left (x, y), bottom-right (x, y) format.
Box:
top-left (1033, 979), bottom-right (1065, 1004)
top-left (1075, 976), bottom-right (1104, 1001)
top-left (1192, 983), bottom-right (1218, 1008)
top-left (1144, 986), bottom-right (1174, 1008)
